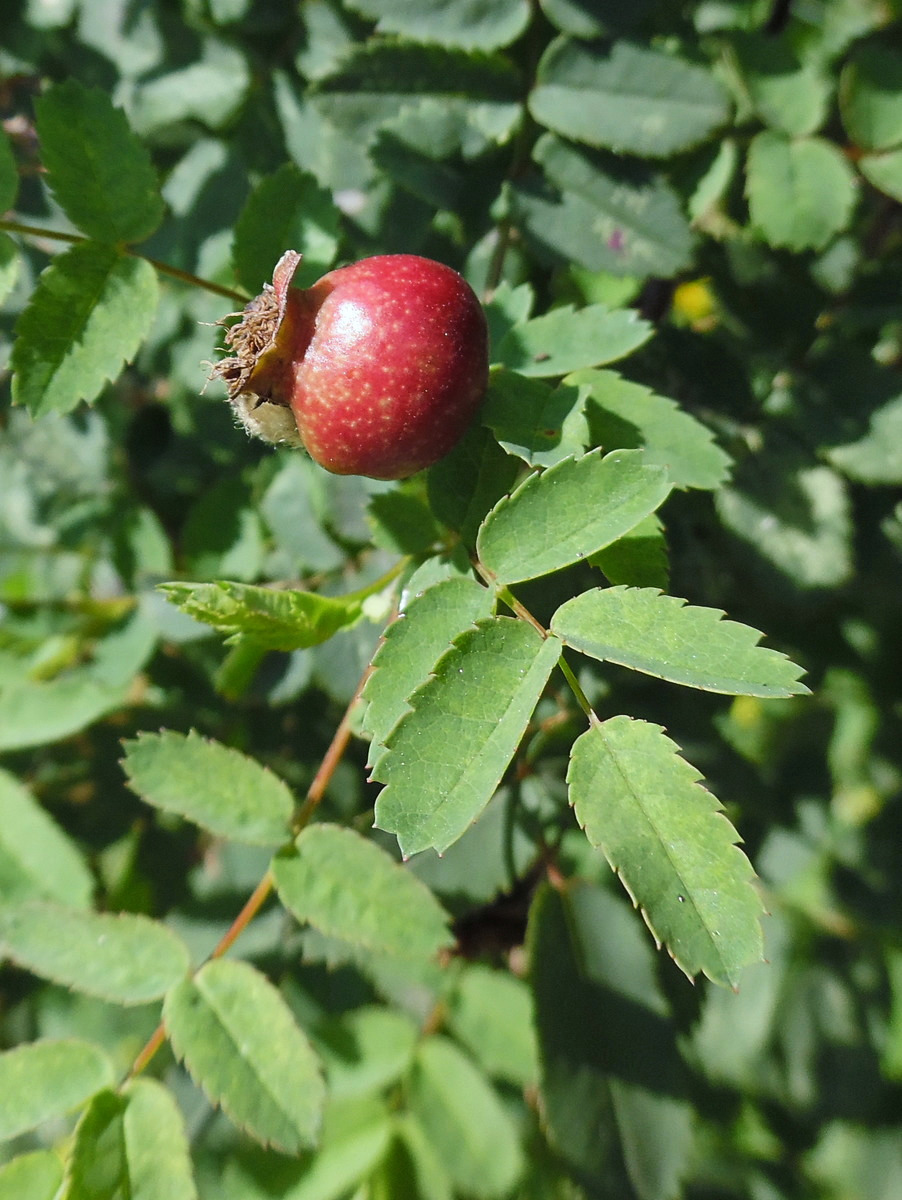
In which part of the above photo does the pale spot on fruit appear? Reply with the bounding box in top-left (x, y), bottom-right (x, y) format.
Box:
top-left (330, 300), bottom-right (372, 347)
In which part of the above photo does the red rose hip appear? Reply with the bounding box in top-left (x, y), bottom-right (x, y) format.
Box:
top-left (212, 252), bottom-right (489, 480)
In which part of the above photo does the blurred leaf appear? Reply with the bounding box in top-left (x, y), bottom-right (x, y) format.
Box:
top-left (345, 0), bottom-right (530, 51)
top-left (0, 1039), bottom-right (113, 1141)
top-left (746, 131), bottom-right (857, 251)
top-left (824, 394), bottom-right (902, 484)
top-left (261, 456), bottom-right (346, 575)
top-left (426, 423), bottom-right (521, 544)
top-left (567, 367), bottom-right (732, 490)
top-left (35, 81), bottom-right (164, 243)
top-left (409, 1036), bottom-right (523, 1198)
top-left (730, 32), bottom-right (831, 136)
top-left (568, 714), bottom-right (765, 986)
top-left (361, 574), bottom-right (495, 765)
top-left (273, 824), bottom-right (453, 960)
top-left (590, 512), bottom-right (670, 589)
top-left (482, 371), bottom-right (590, 467)
top-left (530, 38), bottom-right (729, 158)
top-left (373, 619), bottom-right (561, 856)
top-left (0, 671), bottom-right (131, 753)
top-left (0, 233), bottom-right (19, 305)
top-left (122, 729), bottom-right (294, 845)
top-left (0, 129), bottom-right (17, 213)
top-left (0, 1151), bottom-right (63, 1200)
top-left (65, 1081), bottom-right (197, 1200)
top-left (528, 883), bottom-right (693, 1198)
top-left (233, 163), bottom-right (340, 292)
top-left (840, 43), bottom-right (902, 150)
top-left (11, 243), bottom-right (158, 417)
top-left (164, 958), bottom-right (325, 1155)
top-left (367, 491), bottom-right (442, 555)
top-left (495, 304), bottom-right (652, 377)
top-left (552, 586), bottom-right (810, 697)
top-left (314, 1006), bottom-right (418, 1100)
top-left (0, 901), bottom-right (190, 1005)
top-left (477, 449), bottom-right (671, 584)
top-left (515, 134), bottom-right (695, 277)
top-left (448, 964), bottom-right (538, 1087)
top-left (858, 146), bottom-right (902, 201)
top-left (539, 0), bottom-right (651, 37)
top-left (0, 768), bottom-right (94, 907)
top-left (128, 40), bottom-right (250, 134)
top-left (159, 579), bottom-right (369, 650)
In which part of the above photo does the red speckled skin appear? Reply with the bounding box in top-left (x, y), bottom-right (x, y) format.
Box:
top-left (283, 255), bottom-right (488, 479)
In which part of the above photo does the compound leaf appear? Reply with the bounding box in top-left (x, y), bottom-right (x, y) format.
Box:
top-left (0, 901), bottom-right (190, 1005)
top-left (477, 449), bottom-right (671, 585)
top-left (568, 714), bottom-right (765, 986)
top-left (11, 243), bottom-right (158, 417)
top-left (551, 586), bottom-right (809, 697)
top-left (35, 81), bottom-right (164, 243)
top-left (164, 958), bottom-right (325, 1155)
top-left (122, 729), bottom-right (294, 845)
top-left (0, 1039), bottom-right (113, 1142)
top-left (65, 1081), bottom-right (197, 1200)
top-left (273, 824), bottom-right (453, 960)
top-left (374, 618), bottom-right (561, 856)
top-left (530, 38), bottom-right (729, 157)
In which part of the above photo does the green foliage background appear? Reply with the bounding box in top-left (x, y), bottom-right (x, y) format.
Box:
top-left (1, 0), bottom-right (902, 1197)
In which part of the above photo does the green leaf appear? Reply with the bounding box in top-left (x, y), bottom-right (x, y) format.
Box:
top-left (568, 714), bottom-right (765, 986)
top-left (373, 618), bottom-right (562, 856)
top-left (730, 33), bottom-right (832, 136)
top-left (0, 234), bottom-right (19, 306)
top-left (35, 81), bottom-right (164, 243)
top-left (158, 579), bottom-right (368, 651)
top-left (233, 163), bottom-right (340, 292)
top-left (426, 424), bottom-right (521, 544)
top-left (0, 671), bottom-right (131, 753)
top-left (408, 1036), bottom-right (523, 1199)
top-left (11, 243), bottom-right (159, 417)
top-left (272, 824), bottom-right (453, 960)
top-left (551, 586), bottom-right (809, 697)
top-left (164, 958), bottom-right (325, 1154)
top-left (858, 147), bottom-right (902, 202)
top-left (367, 491), bottom-right (442, 555)
top-left (0, 130), bottom-right (18, 213)
top-left (448, 965), bottom-right (538, 1088)
top-left (528, 883), bottom-right (693, 1199)
top-left (0, 1039), bottom-right (113, 1141)
top-left (0, 768), bottom-right (94, 907)
top-left (745, 131), bottom-right (858, 251)
top-left (476, 449), bottom-right (671, 585)
top-left (314, 1006), bottom-right (419, 1100)
top-left (825, 394), bottom-right (902, 484)
top-left (566, 367), bottom-right (732, 490)
top-left (121, 729), bottom-right (294, 845)
top-left (0, 1151), bottom-right (62, 1200)
top-left (515, 133), bottom-right (695, 278)
top-left (530, 37), bottom-right (729, 158)
top-left (0, 901), bottom-right (190, 1005)
top-left (361, 575), bottom-right (495, 765)
top-left (311, 43), bottom-right (521, 156)
top-left (483, 371), bottom-right (590, 467)
top-left (494, 304), bottom-right (652, 377)
top-left (65, 1081), bottom-right (197, 1200)
top-left (590, 513), bottom-right (670, 590)
top-left (344, 0), bottom-right (530, 51)
top-left (840, 43), bottom-right (902, 151)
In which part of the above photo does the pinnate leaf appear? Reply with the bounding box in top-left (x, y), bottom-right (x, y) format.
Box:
top-left (551, 586), bottom-right (809, 697)
top-left (409, 1036), bottom-right (523, 1199)
top-left (568, 714), bottom-right (765, 986)
top-left (122, 729), bottom-right (294, 845)
top-left (272, 824), bottom-right (453, 960)
top-left (530, 38), bottom-right (729, 158)
top-left (361, 575), bottom-right (495, 766)
top-left (164, 958), bottom-right (324, 1154)
top-left (11, 243), bottom-right (159, 417)
top-left (746, 131), bottom-right (857, 251)
top-left (566, 367), bottom-right (732, 490)
top-left (494, 304), bottom-right (652, 377)
top-left (158, 579), bottom-right (367, 650)
top-left (0, 1039), bottom-right (113, 1141)
top-left (35, 81), bottom-right (164, 243)
top-left (0, 1151), bottom-right (62, 1200)
top-left (477, 449), bottom-right (671, 584)
top-left (66, 1081), bottom-right (197, 1200)
top-left (374, 618), bottom-right (562, 856)
top-left (0, 768), bottom-right (94, 907)
top-left (0, 901), bottom-right (190, 1005)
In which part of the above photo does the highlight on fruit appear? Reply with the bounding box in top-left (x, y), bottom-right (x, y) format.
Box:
top-left (210, 251), bottom-right (489, 481)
